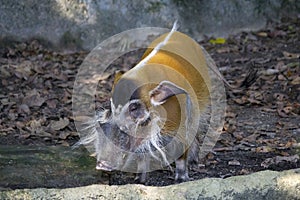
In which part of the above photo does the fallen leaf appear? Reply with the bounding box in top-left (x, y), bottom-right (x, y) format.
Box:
top-left (291, 76), bottom-right (300, 85)
top-left (261, 155), bottom-right (299, 168)
top-left (59, 131), bottom-right (71, 140)
top-left (59, 141), bottom-right (70, 146)
top-left (243, 133), bottom-right (259, 143)
top-left (216, 46), bottom-right (231, 53)
top-left (0, 65), bottom-right (11, 77)
top-left (256, 32), bottom-right (268, 37)
top-left (282, 51), bottom-right (300, 59)
top-left (18, 104), bottom-right (31, 114)
top-left (283, 106), bottom-right (293, 114)
top-left (72, 115), bottom-right (95, 122)
top-left (274, 61), bottom-right (287, 72)
top-left (286, 62), bottom-right (300, 68)
top-left (232, 132), bottom-right (244, 141)
top-left (23, 89), bottom-right (46, 107)
top-left (225, 111), bottom-right (237, 118)
top-left (0, 98), bottom-right (15, 106)
top-left (263, 69), bottom-right (279, 75)
top-left (233, 96), bottom-right (248, 105)
top-left (223, 124), bottom-right (236, 134)
top-left (209, 38), bottom-right (226, 45)
top-left (213, 147), bottom-right (234, 152)
top-left (269, 29), bottom-right (287, 38)
top-left (255, 146), bottom-right (274, 153)
top-left (228, 160), bottom-right (241, 166)
top-left (35, 131), bottom-right (53, 138)
top-left (93, 72), bottom-right (111, 81)
top-left (14, 61), bottom-right (35, 80)
top-left (49, 117), bottom-right (70, 131)
top-left (252, 57), bottom-right (271, 64)
top-left (273, 93), bottom-right (287, 101)
top-left (26, 119), bottom-right (48, 137)
top-left (261, 107), bottom-right (276, 113)
top-left (16, 121), bottom-right (25, 129)
top-left (238, 169), bottom-right (251, 175)
top-left (261, 158), bottom-right (273, 168)
top-left (46, 99), bottom-right (58, 109)
top-left (247, 98), bottom-right (263, 105)
top-left (233, 57), bottom-right (250, 63)
top-left (0, 132), bottom-right (7, 136)
top-left (277, 74), bottom-right (286, 81)
top-left (277, 109), bottom-right (289, 118)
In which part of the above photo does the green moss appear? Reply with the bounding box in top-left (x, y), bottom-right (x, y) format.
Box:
top-left (172, 0), bottom-right (189, 7)
top-left (146, 1), bottom-right (167, 13)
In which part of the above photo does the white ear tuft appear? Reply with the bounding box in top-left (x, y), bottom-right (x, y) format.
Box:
top-left (150, 98), bottom-right (166, 106)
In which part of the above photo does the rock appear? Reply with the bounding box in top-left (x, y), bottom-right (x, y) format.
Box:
top-left (0, 0), bottom-right (299, 50)
top-left (0, 168), bottom-right (299, 199)
top-left (0, 145), bottom-right (299, 199)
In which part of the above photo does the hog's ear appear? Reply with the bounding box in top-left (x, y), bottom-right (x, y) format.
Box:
top-left (149, 81), bottom-right (187, 106)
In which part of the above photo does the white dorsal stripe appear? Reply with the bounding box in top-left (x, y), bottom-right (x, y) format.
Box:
top-left (134, 21), bottom-right (179, 70)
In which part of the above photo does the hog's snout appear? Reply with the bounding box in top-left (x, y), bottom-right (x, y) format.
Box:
top-left (96, 160), bottom-right (116, 171)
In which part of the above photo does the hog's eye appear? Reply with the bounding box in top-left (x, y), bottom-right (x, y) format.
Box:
top-left (128, 102), bottom-right (140, 112)
top-left (128, 102), bottom-right (145, 120)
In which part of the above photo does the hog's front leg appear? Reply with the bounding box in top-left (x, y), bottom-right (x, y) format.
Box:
top-left (135, 155), bottom-right (150, 184)
top-left (175, 152), bottom-right (189, 182)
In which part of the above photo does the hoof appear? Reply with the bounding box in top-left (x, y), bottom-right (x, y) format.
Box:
top-left (134, 172), bottom-right (147, 184)
top-left (175, 173), bottom-right (190, 183)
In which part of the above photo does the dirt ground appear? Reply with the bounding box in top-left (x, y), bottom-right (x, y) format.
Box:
top-left (0, 17), bottom-right (299, 187)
